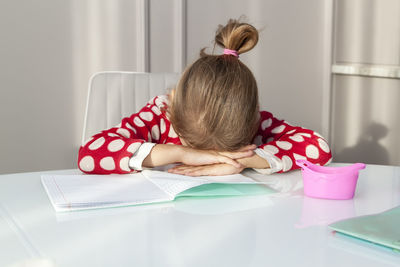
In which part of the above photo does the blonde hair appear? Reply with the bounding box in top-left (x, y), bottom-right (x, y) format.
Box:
top-left (169, 19), bottom-right (260, 151)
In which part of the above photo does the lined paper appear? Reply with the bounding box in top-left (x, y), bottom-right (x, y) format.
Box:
top-left (41, 170), bottom-right (262, 212)
top-left (41, 173), bottom-right (171, 211)
top-left (142, 170), bottom-right (259, 197)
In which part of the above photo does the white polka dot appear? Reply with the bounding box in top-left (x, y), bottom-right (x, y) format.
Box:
top-left (155, 96), bottom-right (167, 107)
top-left (79, 156), bottom-right (94, 172)
top-left (314, 131), bottom-right (323, 138)
top-left (266, 137), bottom-right (274, 143)
top-left (160, 118), bottom-right (166, 134)
top-left (108, 133), bottom-right (119, 137)
top-left (168, 126), bottom-right (178, 138)
top-left (139, 111), bottom-right (153, 122)
top-left (306, 145), bottom-right (319, 159)
top-left (293, 153), bottom-right (307, 161)
top-left (151, 125), bottom-right (160, 140)
top-left (151, 106), bottom-right (162, 116)
top-left (276, 141), bottom-right (292, 150)
top-left (289, 134), bottom-right (304, 142)
top-left (100, 157), bottom-right (115, 171)
top-left (282, 156), bottom-right (293, 172)
top-left (147, 132), bottom-right (152, 142)
top-left (261, 119), bottom-right (272, 131)
top-left (127, 142), bottom-right (142, 153)
top-left (253, 135), bottom-right (263, 146)
top-left (116, 128), bottom-right (130, 138)
top-left (134, 117), bottom-right (145, 127)
top-left (119, 157), bottom-right (131, 172)
top-left (298, 132), bottom-right (312, 138)
top-left (264, 145), bottom-right (279, 154)
top-left (287, 129), bottom-right (296, 135)
top-left (318, 138), bottom-right (330, 153)
top-left (88, 137), bottom-right (105, 150)
top-left (154, 98), bottom-right (161, 107)
top-left (83, 137), bottom-right (94, 146)
top-left (108, 139), bottom-right (125, 152)
top-left (271, 125), bottom-right (286, 134)
top-left (125, 123), bottom-right (137, 134)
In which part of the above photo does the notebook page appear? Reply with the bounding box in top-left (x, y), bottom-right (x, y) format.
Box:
top-left (141, 170), bottom-right (260, 197)
top-left (143, 174), bottom-right (210, 197)
top-left (41, 174), bottom-right (172, 211)
top-left (200, 173), bottom-right (259, 184)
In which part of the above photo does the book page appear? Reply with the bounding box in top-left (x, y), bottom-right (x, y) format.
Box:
top-left (141, 170), bottom-right (260, 197)
top-left (41, 173), bottom-right (172, 211)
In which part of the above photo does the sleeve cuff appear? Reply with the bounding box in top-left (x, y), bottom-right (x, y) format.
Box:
top-left (253, 148), bottom-right (283, 175)
top-left (128, 143), bottom-right (156, 171)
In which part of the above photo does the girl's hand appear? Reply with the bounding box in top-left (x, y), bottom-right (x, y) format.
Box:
top-left (178, 144), bottom-right (256, 168)
top-left (168, 163), bottom-right (244, 176)
top-left (143, 144), bottom-right (257, 169)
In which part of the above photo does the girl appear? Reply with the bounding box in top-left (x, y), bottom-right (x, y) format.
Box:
top-left (78, 19), bottom-right (332, 176)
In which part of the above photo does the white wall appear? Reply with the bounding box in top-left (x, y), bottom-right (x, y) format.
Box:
top-left (331, 0), bottom-right (400, 165)
top-left (0, 0), bottom-right (139, 174)
top-left (0, 1), bottom-right (77, 174)
top-left (0, 0), bottom-right (331, 174)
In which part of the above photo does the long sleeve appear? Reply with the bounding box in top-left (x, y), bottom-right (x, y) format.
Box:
top-left (253, 111), bottom-right (332, 174)
top-left (78, 95), bottom-right (181, 174)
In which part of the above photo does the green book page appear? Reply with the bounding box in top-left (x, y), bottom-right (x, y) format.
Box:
top-left (329, 205), bottom-right (400, 251)
top-left (176, 183), bottom-right (275, 198)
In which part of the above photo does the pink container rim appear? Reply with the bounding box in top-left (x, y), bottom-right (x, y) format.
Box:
top-left (295, 160), bottom-right (366, 176)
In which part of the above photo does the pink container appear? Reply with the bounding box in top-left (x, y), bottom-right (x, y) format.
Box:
top-left (295, 160), bottom-right (366, 200)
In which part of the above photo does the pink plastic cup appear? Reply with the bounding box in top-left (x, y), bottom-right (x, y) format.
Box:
top-left (295, 160), bottom-right (366, 200)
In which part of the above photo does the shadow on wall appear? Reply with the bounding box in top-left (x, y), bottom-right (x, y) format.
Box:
top-left (336, 122), bottom-right (389, 165)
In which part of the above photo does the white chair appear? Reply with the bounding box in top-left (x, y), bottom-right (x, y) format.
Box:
top-left (82, 71), bottom-right (179, 145)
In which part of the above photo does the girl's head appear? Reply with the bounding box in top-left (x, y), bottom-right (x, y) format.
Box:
top-left (169, 19), bottom-right (259, 151)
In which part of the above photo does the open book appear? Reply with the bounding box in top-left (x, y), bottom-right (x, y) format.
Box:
top-left (41, 170), bottom-right (273, 212)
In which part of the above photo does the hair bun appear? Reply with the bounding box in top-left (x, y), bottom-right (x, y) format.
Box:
top-left (215, 19), bottom-right (259, 55)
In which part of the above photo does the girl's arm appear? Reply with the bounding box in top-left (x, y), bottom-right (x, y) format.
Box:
top-left (142, 144), bottom-right (255, 169)
top-left (167, 153), bottom-right (269, 177)
top-left (252, 111), bottom-right (332, 174)
top-left (236, 154), bottom-right (270, 169)
top-left (78, 96), bottom-right (177, 174)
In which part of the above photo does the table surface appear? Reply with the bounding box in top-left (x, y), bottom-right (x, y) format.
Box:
top-left (0, 164), bottom-right (399, 267)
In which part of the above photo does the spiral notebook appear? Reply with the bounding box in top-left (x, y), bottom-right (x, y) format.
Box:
top-left (41, 170), bottom-right (273, 212)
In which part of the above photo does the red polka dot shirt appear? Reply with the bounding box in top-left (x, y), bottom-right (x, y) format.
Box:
top-left (78, 95), bottom-right (332, 174)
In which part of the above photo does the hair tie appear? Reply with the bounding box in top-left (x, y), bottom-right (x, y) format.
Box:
top-left (223, 48), bottom-right (239, 58)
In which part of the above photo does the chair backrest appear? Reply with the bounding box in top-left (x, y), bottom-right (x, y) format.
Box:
top-left (82, 71), bottom-right (179, 144)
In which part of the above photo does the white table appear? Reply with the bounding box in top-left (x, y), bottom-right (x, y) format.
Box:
top-left (0, 164), bottom-right (399, 267)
